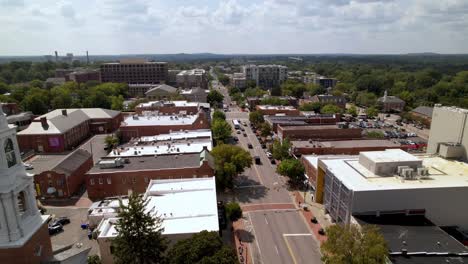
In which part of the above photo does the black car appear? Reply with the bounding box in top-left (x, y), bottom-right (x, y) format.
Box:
top-left (247, 143), bottom-right (253, 149)
top-left (243, 133), bottom-right (247, 137)
top-left (261, 144), bottom-right (266, 149)
top-left (52, 217), bottom-right (71, 226)
top-left (48, 223), bottom-right (63, 235)
top-left (254, 156), bottom-right (261, 165)
top-left (232, 136), bottom-right (239, 142)
top-left (270, 159), bottom-right (276, 165)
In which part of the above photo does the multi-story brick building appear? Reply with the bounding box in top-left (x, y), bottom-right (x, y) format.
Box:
top-left (86, 149), bottom-right (215, 199)
top-left (230, 73), bottom-right (247, 90)
top-left (28, 149), bottom-right (93, 198)
top-left (119, 110), bottom-right (210, 141)
top-left (100, 59), bottom-right (168, 84)
top-left (17, 108), bottom-right (122, 153)
top-left (66, 69), bottom-right (101, 84)
top-left (292, 139), bottom-right (405, 156)
top-left (277, 124), bottom-right (362, 141)
top-left (243, 64), bottom-right (288, 89)
top-left (264, 114), bottom-right (340, 132)
top-left (176, 69), bottom-right (208, 89)
top-left (377, 90), bottom-right (405, 112)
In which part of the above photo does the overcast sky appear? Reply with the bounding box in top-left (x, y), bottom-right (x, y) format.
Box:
top-left (1, 0), bottom-right (468, 55)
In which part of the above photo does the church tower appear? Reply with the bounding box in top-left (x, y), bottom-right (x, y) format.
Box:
top-left (0, 107), bottom-right (52, 263)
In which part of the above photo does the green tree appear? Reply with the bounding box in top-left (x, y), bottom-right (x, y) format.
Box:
top-left (212, 110), bottom-right (226, 121)
top-left (21, 88), bottom-right (49, 114)
top-left (347, 105), bottom-right (358, 117)
top-left (13, 68), bottom-right (28, 83)
top-left (366, 106), bottom-right (378, 118)
top-left (218, 74), bottom-right (230, 86)
top-left (225, 202), bottom-right (242, 221)
top-left (207, 90), bottom-right (224, 107)
top-left (128, 98), bottom-right (148, 110)
top-left (260, 122), bottom-right (272, 137)
top-left (111, 95), bottom-right (124, 110)
top-left (246, 79), bottom-right (256, 89)
top-left (87, 255), bottom-right (102, 264)
top-left (270, 138), bottom-right (291, 161)
top-left (299, 102), bottom-right (322, 112)
top-left (29, 79), bottom-right (44, 88)
top-left (260, 97), bottom-right (288, 106)
top-left (166, 231), bottom-right (238, 264)
top-left (276, 159), bottom-right (305, 186)
top-left (0, 82), bottom-right (10, 94)
top-left (321, 224), bottom-right (388, 264)
top-left (249, 111), bottom-right (264, 127)
top-left (212, 119), bottom-right (232, 144)
top-left (321, 104), bottom-right (343, 114)
top-left (112, 193), bottom-right (168, 264)
top-left (244, 87), bottom-right (266, 97)
top-left (211, 144), bottom-right (252, 190)
top-left (281, 80), bottom-right (306, 98)
top-left (104, 135), bottom-right (119, 150)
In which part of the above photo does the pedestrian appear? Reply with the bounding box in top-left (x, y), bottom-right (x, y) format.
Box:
top-left (87, 229), bottom-right (93, 240)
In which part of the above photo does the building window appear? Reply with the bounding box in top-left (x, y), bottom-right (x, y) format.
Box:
top-left (5, 138), bottom-right (17, 168)
top-left (90, 179), bottom-right (95, 185)
top-left (56, 179), bottom-right (64, 186)
top-left (107, 178), bottom-right (112, 184)
top-left (122, 177), bottom-right (126, 184)
top-left (17, 191), bottom-right (27, 215)
top-left (132, 177), bottom-right (136, 184)
top-left (98, 178), bottom-right (103, 185)
top-left (144, 177), bottom-right (149, 183)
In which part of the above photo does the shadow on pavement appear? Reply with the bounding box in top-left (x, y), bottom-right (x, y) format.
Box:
top-left (236, 228), bottom-right (255, 243)
top-left (235, 185), bottom-right (268, 203)
top-left (235, 175), bottom-right (262, 187)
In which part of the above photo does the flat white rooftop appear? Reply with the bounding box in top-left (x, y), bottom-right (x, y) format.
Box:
top-left (108, 141), bottom-right (212, 157)
top-left (122, 114), bottom-right (198, 126)
top-left (322, 155), bottom-right (468, 191)
top-left (360, 149), bottom-right (420, 163)
top-left (138, 129), bottom-right (211, 142)
top-left (257, 105), bottom-right (297, 110)
top-left (97, 177), bottom-right (218, 238)
top-left (138, 100), bottom-right (199, 108)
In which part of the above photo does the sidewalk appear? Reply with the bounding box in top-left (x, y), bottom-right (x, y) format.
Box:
top-left (233, 218), bottom-right (250, 264)
top-left (293, 191), bottom-right (329, 244)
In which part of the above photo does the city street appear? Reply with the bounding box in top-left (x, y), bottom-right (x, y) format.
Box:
top-left (213, 75), bottom-right (323, 264)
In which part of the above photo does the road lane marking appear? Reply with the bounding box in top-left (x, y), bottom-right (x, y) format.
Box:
top-left (275, 245), bottom-right (279, 255)
top-left (283, 233), bottom-right (313, 237)
top-left (252, 163), bottom-right (264, 185)
top-left (248, 213), bottom-right (263, 264)
top-left (264, 216), bottom-right (269, 225)
top-left (283, 235), bottom-right (298, 264)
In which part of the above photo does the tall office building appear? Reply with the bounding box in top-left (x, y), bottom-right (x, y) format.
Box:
top-left (100, 59), bottom-right (168, 84)
top-left (242, 64), bottom-right (288, 89)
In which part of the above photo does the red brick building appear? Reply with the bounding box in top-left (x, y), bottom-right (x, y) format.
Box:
top-left (119, 111), bottom-right (210, 142)
top-left (255, 105), bottom-right (300, 116)
top-left (265, 114), bottom-right (340, 132)
top-left (28, 149), bottom-right (93, 198)
top-left (302, 94), bottom-right (347, 109)
top-left (66, 70), bottom-right (101, 84)
top-left (292, 139), bottom-right (406, 156)
top-left (277, 125), bottom-right (362, 141)
top-left (86, 150), bottom-right (215, 200)
top-left (17, 108), bottom-right (122, 153)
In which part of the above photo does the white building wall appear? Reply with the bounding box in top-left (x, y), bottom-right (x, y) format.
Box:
top-left (427, 106), bottom-right (468, 161)
top-left (351, 187), bottom-right (468, 229)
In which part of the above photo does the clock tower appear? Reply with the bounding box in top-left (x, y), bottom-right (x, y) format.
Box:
top-left (0, 107), bottom-right (52, 263)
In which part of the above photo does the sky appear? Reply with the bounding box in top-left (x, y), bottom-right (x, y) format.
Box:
top-left (1, 0), bottom-right (468, 55)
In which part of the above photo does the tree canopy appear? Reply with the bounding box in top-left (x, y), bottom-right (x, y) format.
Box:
top-left (112, 193), bottom-right (168, 264)
top-left (321, 104), bottom-right (343, 114)
top-left (212, 119), bottom-right (232, 144)
top-left (248, 111), bottom-right (264, 127)
top-left (225, 202), bottom-right (242, 221)
top-left (276, 158), bottom-right (305, 186)
top-left (321, 224), bottom-right (388, 264)
top-left (207, 90), bottom-right (224, 107)
top-left (212, 109), bottom-right (226, 121)
top-left (166, 231), bottom-right (238, 264)
top-left (211, 144), bottom-right (252, 190)
top-left (270, 138), bottom-right (291, 161)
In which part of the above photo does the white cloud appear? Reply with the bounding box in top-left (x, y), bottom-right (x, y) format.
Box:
top-left (0, 0), bottom-right (467, 55)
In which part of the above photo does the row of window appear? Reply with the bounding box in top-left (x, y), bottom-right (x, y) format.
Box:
top-left (89, 177), bottom-right (150, 185)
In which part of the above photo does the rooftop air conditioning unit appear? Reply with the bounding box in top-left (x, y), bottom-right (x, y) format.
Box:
top-left (417, 167), bottom-right (429, 178)
top-left (397, 166), bottom-right (410, 176)
top-left (402, 168), bottom-right (415, 180)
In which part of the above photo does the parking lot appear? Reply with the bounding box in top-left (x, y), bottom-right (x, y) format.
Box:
top-left (46, 207), bottom-right (100, 256)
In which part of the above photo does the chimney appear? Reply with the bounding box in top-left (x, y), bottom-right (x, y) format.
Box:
top-left (86, 51), bottom-right (89, 65)
top-left (40, 117), bottom-right (48, 129)
top-left (55, 51), bottom-right (58, 62)
top-left (62, 109), bottom-right (67, 116)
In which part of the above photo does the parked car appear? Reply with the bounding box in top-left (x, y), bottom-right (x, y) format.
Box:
top-left (232, 136), bottom-right (239, 142)
top-left (236, 130), bottom-right (241, 134)
top-left (52, 217), bottom-right (70, 226)
top-left (266, 152), bottom-right (273, 159)
top-left (48, 223), bottom-right (63, 235)
top-left (270, 159), bottom-right (276, 165)
top-left (261, 144), bottom-right (266, 149)
top-left (248, 143), bottom-right (253, 149)
top-left (243, 133), bottom-right (247, 137)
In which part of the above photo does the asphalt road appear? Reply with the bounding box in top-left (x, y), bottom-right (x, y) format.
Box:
top-left (217, 80), bottom-right (323, 264)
